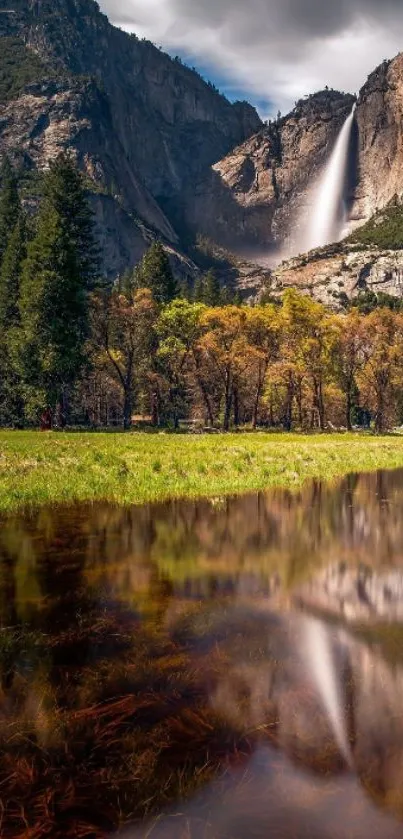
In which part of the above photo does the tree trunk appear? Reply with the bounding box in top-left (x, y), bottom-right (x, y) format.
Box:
top-left (193, 351), bottom-right (215, 426)
top-left (296, 381), bottom-right (303, 429)
top-left (376, 387), bottom-right (385, 433)
top-left (55, 398), bottom-right (66, 429)
top-left (346, 389), bottom-right (352, 431)
top-left (253, 363), bottom-right (267, 429)
top-left (197, 376), bottom-right (214, 426)
top-left (123, 387), bottom-right (132, 430)
top-left (376, 406), bottom-right (384, 433)
top-left (283, 373), bottom-right (293, 432)
top-left (313, 378), bottom-right (325, 431)
top-left (269, 397), bottom-right (275, 428)
top-left (252, 386), bottom-right (261, 429)
top-left (223, 371), bottom-right (233, 432)
top-left (233, 387), bottom-right (240, 427)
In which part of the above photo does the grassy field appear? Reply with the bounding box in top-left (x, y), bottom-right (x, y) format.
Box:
top-left (1, 430), bottom-right (403, 513)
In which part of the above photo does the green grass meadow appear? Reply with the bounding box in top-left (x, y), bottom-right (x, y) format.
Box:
top-left (1, 430), bottom-right (403, 512)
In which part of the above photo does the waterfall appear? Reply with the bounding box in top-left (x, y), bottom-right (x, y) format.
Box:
top-left (305, 105), bottom-right (356, 252)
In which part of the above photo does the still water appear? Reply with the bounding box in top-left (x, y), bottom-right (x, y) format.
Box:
top-left (2, 470), bottom-right (403, 837)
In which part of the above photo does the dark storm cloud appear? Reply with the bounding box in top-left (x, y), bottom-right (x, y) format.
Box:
top-left (99, 0), bottom-right (403, 112)
top-left (159, 0), bottom-right (403, 47)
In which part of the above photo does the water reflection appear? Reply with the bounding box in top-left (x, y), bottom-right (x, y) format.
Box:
top-left (1, 470), bottom-right (403, 836)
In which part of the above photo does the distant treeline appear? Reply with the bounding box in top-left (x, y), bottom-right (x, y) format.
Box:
top-left (1, 154), bottom-right (403, 433)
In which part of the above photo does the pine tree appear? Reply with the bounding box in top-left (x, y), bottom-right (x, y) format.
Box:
top-left (220, 285), bottom-right (231, 305)
top-left (18, 153), bottom-right (99, 417)
top-left (193, 275), bottom-right (205, 303)
top-left (0, 158), bottom-right (21, 269)
top-left (203, 269), bottom-right (221, 306)
top-left (118, 267), bottom-right (135, 296)
top-left (178, 278), bottom-right (191, 300)
top-left (0, 214), bottom-right (26, 329)
top-left (0, 163), bottom-right (25, 426)
top-left (135, 241), bottom-right (178, 304)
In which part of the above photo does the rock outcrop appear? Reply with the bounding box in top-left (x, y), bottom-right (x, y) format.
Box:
top-left (263, 242), bottom-right (403, 307)
top-left (352, 55), bottom-right (403, 224)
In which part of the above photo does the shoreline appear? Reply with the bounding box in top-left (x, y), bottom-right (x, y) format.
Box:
top-left (1, 430), bottom-right (403, 513)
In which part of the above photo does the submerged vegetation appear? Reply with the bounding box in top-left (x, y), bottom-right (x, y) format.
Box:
top-left (1, 431), bottom-right (403, 512)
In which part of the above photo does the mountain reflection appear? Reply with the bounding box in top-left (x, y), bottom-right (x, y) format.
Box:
top-left (1, 470), bottom-right (403, 837)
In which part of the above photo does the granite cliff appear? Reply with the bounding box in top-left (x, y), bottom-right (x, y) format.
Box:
top-left (0, 0), bottom-right (261, 279)
top-left (188, 50), bottom-right (403, 303)
top-left (191, 51), bottom-right (403, 259)
top-left (187, 90), bottom-right (356, 251)
top-left (2, 0), bottom-right (403, 294)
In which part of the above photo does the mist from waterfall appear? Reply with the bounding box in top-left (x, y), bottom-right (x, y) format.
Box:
top-left (305, 105), bottom-right (356, 252)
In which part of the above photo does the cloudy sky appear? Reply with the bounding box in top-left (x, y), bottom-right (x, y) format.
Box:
top-left (99, 0), bottom-right (403, 116)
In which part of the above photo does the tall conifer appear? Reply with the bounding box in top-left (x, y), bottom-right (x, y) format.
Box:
top-left (19, 153), bottom-right (99, 415)
top-left (203, 269), bottom-right (221, 306)
top-left (135, 241), bottom-right (178, 304)
top-left (0, 158), bottom-right (20, 268)
top-left (0, 214), bottom-right (26, 328)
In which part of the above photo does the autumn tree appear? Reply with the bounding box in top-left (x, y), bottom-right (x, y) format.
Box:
top-left (157, 299), bottom-right (205, 427)
top-left (198, 307), bottom-right (249, 430)
top-left (332, 310), bottom-right (365, 430)
top-left (279, 290), bottom-right (337, 431)
top-left (358, 309), bottom-right (403, 432)
top-left (92, 287), bottom-right (158, 429)
top-left (244, 305), bottom-right (279, 428)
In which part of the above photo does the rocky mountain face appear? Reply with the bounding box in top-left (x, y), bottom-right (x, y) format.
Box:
top-left (0, 0), bottom-right (261, 279)
top-left (352, 55), bottom-right (403, 225)
top-left (189, 51), bottom-right (403, 299)
top-left (263, 241), bottom-right (403, 308)
top-left (188, 90), bottom-right (356, 251)
top-left (2, 0), bottom-right (403, 294)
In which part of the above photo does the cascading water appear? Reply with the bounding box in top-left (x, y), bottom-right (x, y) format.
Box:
top-left (305, 104), bottom-right (356, 252)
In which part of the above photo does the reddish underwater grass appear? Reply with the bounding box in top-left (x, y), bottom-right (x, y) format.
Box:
top-left (0, 613), bottom-right (256, 839)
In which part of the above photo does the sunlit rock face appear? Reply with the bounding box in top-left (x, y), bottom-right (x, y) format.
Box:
top-left (187, 91), bottom-right (355, 251)
top-left (265, 244), bottom-right (403, 308)
top-left (190, 51), bottom-right (403, 264)
top-left (353, 55), bottom-right (403, 225)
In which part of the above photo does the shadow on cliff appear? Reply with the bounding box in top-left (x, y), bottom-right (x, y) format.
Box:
top-left (345, 114), bottom-right (360, 219)
top-left (158, 166), bottom-right (278, 281)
